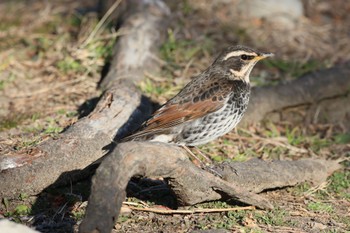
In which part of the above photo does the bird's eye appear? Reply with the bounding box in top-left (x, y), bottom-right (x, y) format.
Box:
top-left (241, 54), bottom-right (250, 60)
top-left (241, 55), bottom-right (248, 60)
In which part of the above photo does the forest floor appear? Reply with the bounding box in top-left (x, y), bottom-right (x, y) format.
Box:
top-left (0, 0), bottom-right (349, 232)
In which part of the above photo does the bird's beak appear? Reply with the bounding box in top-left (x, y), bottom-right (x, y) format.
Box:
top-left (255, 52), bottom-right (274, 61)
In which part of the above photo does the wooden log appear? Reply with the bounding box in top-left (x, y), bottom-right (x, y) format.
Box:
top-left (79, 141), bottom-right (341, 233)
top-left (0, 0), bottom-right (170, 198)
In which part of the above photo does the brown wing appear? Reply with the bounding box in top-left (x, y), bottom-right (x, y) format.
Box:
top-left (122, 76), bottom-right (234, 141)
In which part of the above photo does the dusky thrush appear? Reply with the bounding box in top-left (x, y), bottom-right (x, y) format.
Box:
top-left (123, 45), bottom-right (273, 146)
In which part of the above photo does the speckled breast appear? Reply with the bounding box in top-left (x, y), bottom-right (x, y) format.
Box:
top-left (178, 82), bottom-right (250, 146)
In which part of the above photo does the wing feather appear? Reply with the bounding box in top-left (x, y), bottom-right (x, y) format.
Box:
top-left (122, 76), bottom-right (235, 141)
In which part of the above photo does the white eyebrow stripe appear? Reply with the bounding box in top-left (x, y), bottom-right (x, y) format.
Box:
top-left (223, 51), bottom-right (256, 60)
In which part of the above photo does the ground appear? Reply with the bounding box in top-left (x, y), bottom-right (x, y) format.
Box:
top-left (0, 0), bottom-right (349, 232)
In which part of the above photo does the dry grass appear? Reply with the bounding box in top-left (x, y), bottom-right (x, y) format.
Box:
top-left (0, 0), bottom-right (349, 232)
top-left (0, 0), bottom-right (116, 153)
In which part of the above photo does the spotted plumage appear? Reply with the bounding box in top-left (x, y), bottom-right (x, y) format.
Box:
top-left (122, 45), bottom-right (273, 146)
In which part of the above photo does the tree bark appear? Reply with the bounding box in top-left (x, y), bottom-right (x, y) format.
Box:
top-left (243, 62), bottom-right (350, 126)
top-left (0, 0), bottom-right (170, 198)
top-left (79, 141), bottom-right (341, 233)
top-left (0, 0), bottom-right (348, 203)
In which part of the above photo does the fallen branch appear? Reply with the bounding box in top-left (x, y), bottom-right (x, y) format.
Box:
top-left (126, 205), bottom-right (256, 214)
top-left (79, 141), bottom-right (342, 233)
top-left (243, 61), bottom-right (350, 124)
top-left (0, 0), bottom-right (170, 198)
top-left (215, 158), bottom-right (343, 193)
top-left (0, 0), bottom-right (348, 213)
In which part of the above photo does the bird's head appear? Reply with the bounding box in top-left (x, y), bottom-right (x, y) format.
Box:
top-left (213, 45), bottom-right (273, 83)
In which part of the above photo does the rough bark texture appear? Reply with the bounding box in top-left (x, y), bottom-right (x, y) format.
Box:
top-left (0, 0), bottom-right (170, 198)
top-left (79, 141), bottom-right (341, 233)
top-left (216, 158), bottom-right (342, 193)
top-left (0, 0), bottom-right (348, 207)
top-left (100, 0), bottom-right (169, 89)
top-left (243, 62), bottom-right (350, 126)
top-left (1, 63), bottom-right (348, 199)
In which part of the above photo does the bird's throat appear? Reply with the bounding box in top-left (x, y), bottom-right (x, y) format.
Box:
top-left (229, 68), bottom-right (250, 83)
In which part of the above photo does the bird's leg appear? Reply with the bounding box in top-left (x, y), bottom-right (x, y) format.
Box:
top-left (181, 145), bottom-right (222, 178)
top-left (193, 146), bottom-right (212, 164)
top-left (181, 145), bottom-right (206, 167)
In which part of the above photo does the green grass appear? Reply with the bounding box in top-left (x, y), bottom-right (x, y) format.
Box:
top-left (44, 125), bottom-right (63, 134)
top-left (290, 169), bottom-right (350, 204)
top-left (0, 71), bottom-right (16, 91)
top-left (2, 198), bottom-right (10, 212)
top-left (263, 123), bottom-right (332, 153)
top-left (139, 78), bottom-right (168, 96)
top-left (71, 208), bottom-right (85, 221)
top-left (42, 117), bottom-right (63, 135)
top-left (211, 155), bottom-right (225, 162)
top-left (160, 29), bottom-right (213, 64)
top-left (196, 209), bottom-right (249, 230)
top-left (181, 0), bottom-right (194, 15)
top-left (19, 193), bottom-right (29, 201)
top-left (291, 182), bottom-right (312, 196)
top-left (308, 136), bottom-right (332, 152)
top-left (292, 170), bottom-right (350, 201)
top-left (262, 122), bottom-right (280, 138)
top-left (3, 202), bottom-right (31, 219)
top-left (231, 152), bottom-right (250, 162)
top-left (327, 171), bottom-right (350, 200)
top-left (254, 209), bottom-right (289, 226)
top-left (333, 133), bottom-right (350, 144)
top-left (307, 201), bottom-right (333, 213)
top-left (92, 40), bottom-right (114, 59)
top-left (117, 215), bottom-right (130, 223)
top-left (285, 127), bottom-right (304, 146)
top-left (286, 127), bottom-right (331, 152)
top-left (57, 56), bottom-right (84, 74)
top-left (194, 201), bottom-right (232, 209)
top-left (57, 109), bottom-right (78, 118)
top-left (14, 137), bottom-right (41, 150)
top-left (0, 115), bottom-right (27, 131)
top-left (0, 118), bottom-right (20, 131)
top-left (192, 201), bottom-right (254, 230)
top-left (14, 204), bottom-right (30, 215)
top-left (69, 14), bottom-right (82, 28)
top-left (0, 80), bottom-right (4, 90)
top-left (21, 118), bottom-right (63, 141)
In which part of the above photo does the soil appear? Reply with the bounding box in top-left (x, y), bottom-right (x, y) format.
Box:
top-left (0, 0), bottom-right (349, 232)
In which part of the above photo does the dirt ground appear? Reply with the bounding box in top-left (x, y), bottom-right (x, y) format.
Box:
top-left (0, 0), bottom-right (349, 232)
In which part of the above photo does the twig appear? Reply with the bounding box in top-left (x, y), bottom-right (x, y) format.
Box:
top-left (181, 145), bottom-right (204, 165)
top-left (229, 128), bottom-right (308, 154)
top-left (122, 201), bottom-right (140, 207)
top-left (82, 0), bottom-right (122, 47)
top-left (144, 71), bottom-right (167, 82)
top-left (81, 29), bottom-right (129, 45)
top-left (126, 206), bottom-right (255, 214)
top-left (258, 224), bottom-right (305, 233)
top-left (193, 146), bottom-right (213, 164)
top-left (182, 58), bottom-right (194, 79)
top-left (304, 181), bottom-right (330, 197)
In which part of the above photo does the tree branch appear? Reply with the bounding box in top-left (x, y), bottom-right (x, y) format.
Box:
top-left (79, 141), bottom-right (342, 233)
top-left (0, 0), bottom-right (170, 198)
top-left (243, 62), bottom-right (350, 124)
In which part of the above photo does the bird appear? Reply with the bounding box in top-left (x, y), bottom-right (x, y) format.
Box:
top-left (122, 45), bottom-right (273, 146)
